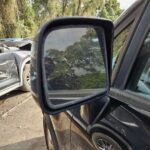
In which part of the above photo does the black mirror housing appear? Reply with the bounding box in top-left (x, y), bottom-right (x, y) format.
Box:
top-left (31, 17), bottom-right (113, 114)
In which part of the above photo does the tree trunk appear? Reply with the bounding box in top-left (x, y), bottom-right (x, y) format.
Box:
top-left (0, 0), bottom-right (18, 37)
top-left (76, 0), bottom-right (81, 15)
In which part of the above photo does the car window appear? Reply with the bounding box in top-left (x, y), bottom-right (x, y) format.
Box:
top-left (127, 31), bottom-right (150, 98)
top-left (113, 23), bottom-right (133, 68)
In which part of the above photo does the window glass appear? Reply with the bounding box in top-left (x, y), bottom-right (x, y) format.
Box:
top-left (113, 23), bottom-right (132, 68)
top-left (127, 31), bottom-right (150, 98)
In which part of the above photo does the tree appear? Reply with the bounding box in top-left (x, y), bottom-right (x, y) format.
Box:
top-left (17, 0), bottom-right (36, 37)
top-left (0, 0), bottom-right (123, 38)
top-left (100, 0), bottom-right (123, 21)
top-left (0, 0), bottom-right (18, 37)
top-left (58, 0), bottom-right (105, 16)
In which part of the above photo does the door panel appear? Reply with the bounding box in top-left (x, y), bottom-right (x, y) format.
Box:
top-left (0, 53), bottom-right (19, 90)
top-left (51, 112), bottom-right (71, 150)
top-left (71, 120), bottom-right (94, 150)
top-left (70, 97), bottom-right (108, 150)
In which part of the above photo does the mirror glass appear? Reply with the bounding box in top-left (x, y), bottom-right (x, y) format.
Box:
top-left (44, 26), bottom-right (107, 106)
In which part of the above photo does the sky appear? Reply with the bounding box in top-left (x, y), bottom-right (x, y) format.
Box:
top-left (118, 0), bottom-right (137, 10)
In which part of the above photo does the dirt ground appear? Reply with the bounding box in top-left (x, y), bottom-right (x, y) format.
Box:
top-left (0, 90), bottom-right (47, 150)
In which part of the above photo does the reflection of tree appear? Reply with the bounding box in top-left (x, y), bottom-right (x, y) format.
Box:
top-left (46, 49), bottom-right (69, 77)
top-left (45, 28), bottom-right (106, 90)
top-left (46, 49), bottom-right (80, 90)
top-left (64, 40), bottom-right (104, 72)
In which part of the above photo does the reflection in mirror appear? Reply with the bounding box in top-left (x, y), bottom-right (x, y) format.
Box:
top-left (44, 26), bottom-right (107, 105)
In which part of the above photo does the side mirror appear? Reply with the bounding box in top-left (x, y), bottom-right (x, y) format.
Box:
top-left (31, 17), bottom-right (113, 114)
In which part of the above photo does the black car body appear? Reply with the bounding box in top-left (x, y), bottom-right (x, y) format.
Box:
top-left (0, 38), bottom-right (31, 96)
top-left (31, 0), bottom-right (150, 150)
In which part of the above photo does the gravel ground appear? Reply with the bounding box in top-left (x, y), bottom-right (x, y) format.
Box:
top-left (0, 91), bottom-right (47, 150)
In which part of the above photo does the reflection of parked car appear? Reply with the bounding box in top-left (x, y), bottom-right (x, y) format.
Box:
top-left (0, 38), bottom-right (31, 96)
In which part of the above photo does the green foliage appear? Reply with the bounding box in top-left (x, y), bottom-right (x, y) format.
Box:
top-left (17, 0), bottom-right (37, 37)
top-left (0, 0), bottom-right (19, 37)
top-left (100, 0), bottom-right (123, 21)
top-left (78, 72), bottom-right (106, 89)
top-left (0, 0), bottom-right (123, 37)
top-left (45, 28), bottom-right (106, 90)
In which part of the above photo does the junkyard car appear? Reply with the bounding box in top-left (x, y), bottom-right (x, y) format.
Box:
top-left (0, 38), bottom-right (31, 96)
top-left (31, 0), bottom-right (150, 150)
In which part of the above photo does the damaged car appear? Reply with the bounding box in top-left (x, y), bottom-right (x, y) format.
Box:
top-left (0, 38), bottom-right (31, 96)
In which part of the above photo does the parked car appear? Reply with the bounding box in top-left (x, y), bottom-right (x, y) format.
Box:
top-left (31, 0), bottom-right (150, 150)
top-left (0, 38), bottom-right (32, 51)
top-left (0, 39), bottom-right (31, 96)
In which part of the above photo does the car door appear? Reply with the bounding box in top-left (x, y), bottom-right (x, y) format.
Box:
top-left (69, 1), bottom-right (146, 149)
top-left (0, 50), bottom-right (20, 96)
top-left (109, 1), bottom-right (150, 149)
